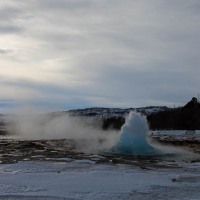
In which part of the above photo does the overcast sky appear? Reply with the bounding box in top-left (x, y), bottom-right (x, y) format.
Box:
top-left (0, 0), bottom-right (200, 112)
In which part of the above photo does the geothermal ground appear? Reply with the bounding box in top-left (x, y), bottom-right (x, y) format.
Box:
top-left (0, 112), bottom-right (200, 199)
top-left (0, 132), bottom-right (200, 200)
top-left (0, 134), bottom-right (200, 199)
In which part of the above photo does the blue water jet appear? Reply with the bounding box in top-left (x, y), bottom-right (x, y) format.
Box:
top-left (113, 112), bottom-right (157, 155)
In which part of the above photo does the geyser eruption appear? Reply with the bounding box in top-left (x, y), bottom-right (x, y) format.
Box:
top-left (113, 112), bottom-right (156, 155)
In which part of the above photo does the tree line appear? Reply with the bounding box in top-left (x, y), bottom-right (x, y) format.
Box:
top-left (147, 97), bottom-right (200, 130)
top-left (102, 98), bottom-right (200, 130)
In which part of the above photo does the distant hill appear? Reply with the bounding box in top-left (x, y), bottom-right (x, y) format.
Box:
top-left (68, 106), bottom-right (171, 130)
top-left (68, 106), bottom-right (169, 119)
top-left (0, 98), bottom-right (199, 133)
top-left (68, 98), bottom-right (200, 130)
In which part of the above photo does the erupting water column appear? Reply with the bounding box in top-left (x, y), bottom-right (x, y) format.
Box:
top-left (113, 112), bottom-right (156, 155)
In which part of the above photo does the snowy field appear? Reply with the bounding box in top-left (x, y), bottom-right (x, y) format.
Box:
top-left (0, 158), bottom-right (200, 200)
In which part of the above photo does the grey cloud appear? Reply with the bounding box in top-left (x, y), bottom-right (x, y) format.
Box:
top-left (72, 59), bottom-right (199, 107)
top-left (0, 77), bottom-right (108, 110)
top-left (188, 2), bottom-right (200, 13)
top-left (1, 78), bottom-right (74, 96)
top-left (0, 25), bottom-right (24, 34)
top-left (0, 6), bottom-right (22, 21)
top-left (0, 3), bottom-right (30, 35)
top-left (0, 0), bottom-right (200, 110)
top-left (157, 0), bottom-right (200, 14)
top-left (37, 0), bottom-right (94, 11)
top-left (0, 49), bottom-right (11, 54)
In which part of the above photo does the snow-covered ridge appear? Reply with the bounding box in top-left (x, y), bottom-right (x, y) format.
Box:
top-left (68, 106), bottom-right (170, 119)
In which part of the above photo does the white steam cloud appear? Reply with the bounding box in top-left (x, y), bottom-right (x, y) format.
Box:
top-left (7, 108), bottom-right (119, 153)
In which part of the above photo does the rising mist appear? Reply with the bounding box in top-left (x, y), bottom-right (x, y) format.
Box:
top-left (7, 108), bottom-right (119, 153)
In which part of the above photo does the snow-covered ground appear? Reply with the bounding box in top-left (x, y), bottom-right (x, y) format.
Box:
top-left (0, 159), bottom-right (200, 200)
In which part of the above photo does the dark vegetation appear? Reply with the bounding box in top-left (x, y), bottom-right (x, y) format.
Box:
top-left (147, 97), bottom-right (200, 130)
top-left (103, 97), bottom-right (200, 130)
top-left (102, 117), bottom-right (125, 130)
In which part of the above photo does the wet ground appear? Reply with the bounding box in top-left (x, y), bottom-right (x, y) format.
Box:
top-left (0, 136), bottom-right (199, 170)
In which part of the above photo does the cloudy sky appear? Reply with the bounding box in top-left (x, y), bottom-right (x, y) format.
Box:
top-left (0, 0), bottom-right (200, 112)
